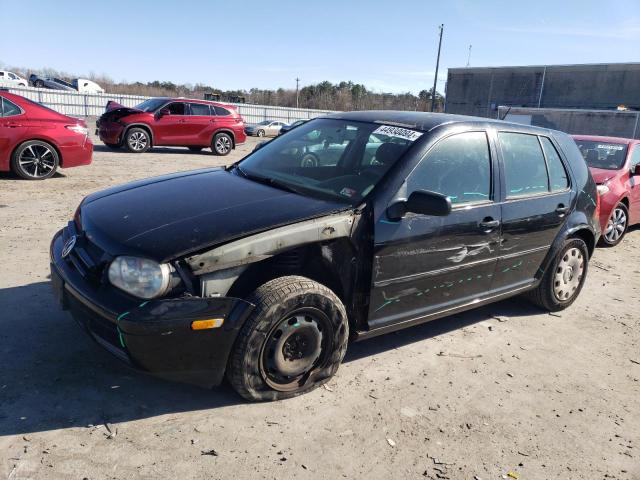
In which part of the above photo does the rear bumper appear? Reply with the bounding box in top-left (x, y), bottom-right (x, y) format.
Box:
top-left (50, 227), bottom-right (254, 388)
top-left (60, 136), bottom-right (93, 168)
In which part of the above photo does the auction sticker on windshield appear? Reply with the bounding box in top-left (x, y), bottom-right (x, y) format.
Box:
top-left (597, 144), bottom-right (624, 150)
top-left (373, 125), bottom-right (423, 141)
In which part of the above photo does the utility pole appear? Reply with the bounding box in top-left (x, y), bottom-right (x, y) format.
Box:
top-left (430, 24), bottom-right (444, 112)
top-left (295, 77), bottom-right (300, 108)
top-left (466, 44), bottom-right (472, 68)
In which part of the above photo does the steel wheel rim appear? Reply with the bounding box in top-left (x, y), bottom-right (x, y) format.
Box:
top-left (553, 247), bottom-right (585, 302)
top-left (259, 308), bottom-right (331, 392)
top-left (604, 207), bottom-right (626, 243)
top-left (215, 136), bottom-right (231, 154)
top-left (19, 144), bottom-right (56, 178)
top-left (128, 131), bottom-right (148, 151)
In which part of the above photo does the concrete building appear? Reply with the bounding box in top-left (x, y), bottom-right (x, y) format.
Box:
top-left (445, 63), bottom-right (640, 138)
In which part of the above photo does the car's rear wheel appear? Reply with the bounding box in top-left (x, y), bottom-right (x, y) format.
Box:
top-left (600, 203), bottom-right (628, 247)
top-left (526, 238), bottom-right (589, 312)
top-left (124, 128), bottom-right (150, 153)
top-left (227, 276), bottom-right (349, 401)
top-left (188, 146), bottom-right (203, 152)
top-left (257, 129), bottom-right (266, 137)
top-left (11, 140), bottom-right (59, 180)
top-left (212, 132), bottom-right (232, 156)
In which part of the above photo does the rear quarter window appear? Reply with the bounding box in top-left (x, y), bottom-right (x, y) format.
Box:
top-left (540, 137), bottom-right (569, 191)
top-left (214, 106), bottom-right (231, 116)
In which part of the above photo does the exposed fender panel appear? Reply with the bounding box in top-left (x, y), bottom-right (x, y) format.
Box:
top-left (186, 212), bottom-right (356, 275)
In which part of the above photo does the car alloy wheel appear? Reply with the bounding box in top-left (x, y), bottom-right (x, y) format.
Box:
top-left (215, 135), bottom-right (231, 155)
top-left (257, 129), bottom-right (265, 137)
top-left (18, 144), bottom-right (57, 179)
top-left (128, 131), bottom-right (148, 151)
top-left (603, 206), bottom-right (627, 244)
top-left (553, 247), bottom-right (585, 302)
top-left (259, 308), bottom-right (330, 392)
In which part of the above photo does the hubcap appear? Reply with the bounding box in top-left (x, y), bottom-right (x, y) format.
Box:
top-left (604, 207), bottom-right (626, 243)
top-left (215, 136), bottom-right (231, 154)
top-left (554, 247), bottom-right (584, 301)
top-left (128, 131), bottom-right (148, 151)
top-left (19, 144), bottom-right (55, 178)
top-left (260, 310), bottom-right (329, 391)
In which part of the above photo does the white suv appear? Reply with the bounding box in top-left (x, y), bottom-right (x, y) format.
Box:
top-left (0, 71), bottom-right (28, 87)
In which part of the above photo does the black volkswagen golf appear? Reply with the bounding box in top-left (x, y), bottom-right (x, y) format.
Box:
top-left (50, 111), bottom-right (600, 401)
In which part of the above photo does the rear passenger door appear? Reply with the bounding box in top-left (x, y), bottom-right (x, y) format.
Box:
top-left (493, 132), bottom-right (572, 292)
top-left (185, 103), bottom-right (214, 146)
top-left (369, 130), bottom-right (501, 329)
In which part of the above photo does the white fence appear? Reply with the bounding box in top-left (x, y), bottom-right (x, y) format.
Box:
top-left (3, 86), bottom-right (337, 124)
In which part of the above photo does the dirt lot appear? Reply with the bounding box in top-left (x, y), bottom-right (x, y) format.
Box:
top-left (1, 123), bottom-right (639, 480)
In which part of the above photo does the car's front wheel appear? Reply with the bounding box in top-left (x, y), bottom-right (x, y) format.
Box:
top-left (257, 129), bottom-right (266, 137)
top-left (600, 203), bottom-right (628, 247)
top-left (227, 276), bottom-right (349, 401)
top-left (124, 128), bottom-right (150, 153)
top-left (526, 238), bottom-right (589, 312)
top-left (11, 140), bottom-right (59, 180)
top-left (212, 132), bottom-right (233, 156)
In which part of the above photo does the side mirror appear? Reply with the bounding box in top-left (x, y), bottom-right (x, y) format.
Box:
top-left (157, 108), bottom-right (170, 118)
top-left (386, 190), bottom-right (452, 220)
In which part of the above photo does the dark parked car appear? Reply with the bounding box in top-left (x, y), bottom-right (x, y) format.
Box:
top-left (278, 119), bottom-right (308, 136)
top-left (573, 135), bottom-right (640, 246)
top-left (29, 74), bottom-right (76, 91)
top-left (50, 111), bottom-right (600, 401)
top-left (0, 91), bottom-right (92, 179)
top-left (96, 97), bottom-right (246, 155)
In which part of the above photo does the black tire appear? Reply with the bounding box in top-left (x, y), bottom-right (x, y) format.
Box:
top-left (104, 143), bottom-right (121, 150)
top-left (11, 140), bottom-right (59, 180)
top-left (300, 152), bottom-right (319, 168)
top-left (34, 80), bottom-right (44, 88)
top-left (212, 132), bottom-right (233, 156)
top-left (188, 146), bottom-right (203, 152)
top-left (257, 129), bottom-right (266, 137)
top-left (599, 202), bottom-right (628, 247)
top-left (18, 83), bottom-right (26, 87)
top-left (526, 238), bottom-right (589, 312)
top-left (227, 276), bottom-right (349, 401)
top-left (124, 127), bottom-right (150, 153)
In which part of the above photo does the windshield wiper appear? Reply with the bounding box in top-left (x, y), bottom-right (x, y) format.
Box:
top-left (236, 168), bottom-right (305, 196)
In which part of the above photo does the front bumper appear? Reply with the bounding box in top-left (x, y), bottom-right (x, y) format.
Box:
top-left (50, 227), bottom-right (254, 388)
top-left (97, 121), bottom-right (125, 145)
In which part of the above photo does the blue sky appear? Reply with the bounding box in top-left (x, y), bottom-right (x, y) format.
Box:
top-left (1, 0), bottom-right (639, 94)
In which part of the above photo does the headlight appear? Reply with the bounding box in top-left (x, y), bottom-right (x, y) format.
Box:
top-left (596, 184), bottom-right (610, 196)
top-left (108, 256), bottom-right (172, 299)
top-left (66, 124), bottom-right (88, 136)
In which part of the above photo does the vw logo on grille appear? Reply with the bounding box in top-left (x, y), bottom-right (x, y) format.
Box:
top-left (61, 235), bottom-right (77, 258)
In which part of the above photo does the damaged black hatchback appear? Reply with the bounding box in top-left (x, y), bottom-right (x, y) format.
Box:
top-left (50, 111), bottom-right (600, 401)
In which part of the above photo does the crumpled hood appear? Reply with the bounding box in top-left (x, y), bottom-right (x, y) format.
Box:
top-left (79, 168), bottom-right (347, 262)
top-left (588, 167), bottom-right (619, 184)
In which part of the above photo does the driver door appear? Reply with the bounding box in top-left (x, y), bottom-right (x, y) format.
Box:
top-left (368, 130), bottom-right (501, 330)
top-left (154, 102), bottom-right (189, 145)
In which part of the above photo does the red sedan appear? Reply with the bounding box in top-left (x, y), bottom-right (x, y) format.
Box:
top-left (573, 135), bottom-right (640, 246)
top-left (0, 91), bottom-right (92, 180)
top-left (96, 97), bottom-right (246, 156)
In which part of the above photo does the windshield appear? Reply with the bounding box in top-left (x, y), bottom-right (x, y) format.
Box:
top-left (134, 98), bottom-right (168, 112)
top-left (575, 140), bottom-right (628, 170)
top-left (237, 118), bottom-right (420, 204)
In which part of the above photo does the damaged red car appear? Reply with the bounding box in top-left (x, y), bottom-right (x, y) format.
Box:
top-left (573, 135), bottom-right (640, 246)
top-left (96, 97), bottom-right (246, 155)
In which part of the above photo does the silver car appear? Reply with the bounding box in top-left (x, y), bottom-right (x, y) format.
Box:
top-left (245, 120), bottom-right (287, 137)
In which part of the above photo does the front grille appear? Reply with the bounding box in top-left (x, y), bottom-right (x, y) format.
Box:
top-left (63, 228), bottom-right (109, 280)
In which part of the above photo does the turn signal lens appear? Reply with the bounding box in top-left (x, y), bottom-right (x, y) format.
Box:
top-left (191, 319), bottom-right (224, 330)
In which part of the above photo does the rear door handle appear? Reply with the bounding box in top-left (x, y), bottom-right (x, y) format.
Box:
top-left (6, 123), bottom-right (22, 128)
top-left (479, 217), bottom-right (500, 230)
top-left (555, 204), bottom-right (570, 215)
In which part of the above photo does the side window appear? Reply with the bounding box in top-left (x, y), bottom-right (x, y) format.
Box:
top-left (0, 72), bottom-right (4, 77)
top-left (1, 98), bottom-right (21, 117)
top-left (166, 102), bottom-right (186, 115)
top-left (189, 103), bottom-right (211, 116)
top-left (408, 131), bottom-right (492, 205)
top-left (540, 137), bottom-right (569, 191)
top-left (214, 106), bottom-right (231, 116)
top-left (499, 132), bottom-right (548, 197)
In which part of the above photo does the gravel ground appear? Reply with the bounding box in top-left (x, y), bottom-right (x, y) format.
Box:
top-left (1, 123), bottom-right (639, 480)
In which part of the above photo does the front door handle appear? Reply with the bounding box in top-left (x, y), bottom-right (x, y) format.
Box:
top-left (555, 204), bottom-right (570, 215)
top-left (7, 123), bottom-right (22, 128)
top-left (479, 217), bottom-right (500, 231)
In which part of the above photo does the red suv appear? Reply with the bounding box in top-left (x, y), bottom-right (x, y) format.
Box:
top-left (97, 97), bottom-right (247, 156)
top-left (573, 135), bottom-right (640, 246)
top-left (0, 91), bottom-right (92, 180)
